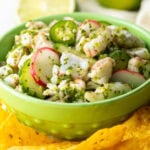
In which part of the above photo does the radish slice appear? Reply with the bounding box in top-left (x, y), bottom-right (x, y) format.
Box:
top-left (86, 20), bottom-right (101, 27)
top-left (111, 70), bottom-right (146, 88)
top-left (31, 47), bottom-right (60, 86)
top-left (76, 20), bottom-right (100, 41)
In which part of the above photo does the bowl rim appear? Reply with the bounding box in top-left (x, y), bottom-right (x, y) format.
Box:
top-left (0, 12), bottom-right (150, 107)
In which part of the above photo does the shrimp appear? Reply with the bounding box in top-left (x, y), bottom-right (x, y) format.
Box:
top-left (89, 57), bottom-right (115, 85)
top-left (20, 32), bottom-right (33, 47)
top-left (112, 27), bottom-right (145, 48)
top-left (0, 65), bottom-right (13, 79)
top-left (127, 47), bottom-right (150, 60)
top-left (50, 65), bottom-right (60, 84)
top-left (45, 79), bottom-right (85, 102)
top-left (128, 57), bottom-right (150, 78)
top-left (70, 79), bottom-right (86, 90)
top-left (85, 82), bottom-right (131, 102)
top-left (34, 32), bottom-right (53, 49)
top-left (77, 27), bottom-right (113, 57)
top-left (75, 36), bottom-right (89, 53)
top-left (4, 74), bottom-right (19, 88)
top-left (43, 83), bottom-right (58, 96)
top-left (128, 57), bottom-right (146, 72)
top-left (58, 79), bottom-right (85, 102)
top-left (26, 21), bottom-right (46, 29)
top-left (76, 20), bottom-right (100, 42)
top-left (6, 46), bottom-right (25, 68)
top-left (60, 52), bottom-right (90, 79)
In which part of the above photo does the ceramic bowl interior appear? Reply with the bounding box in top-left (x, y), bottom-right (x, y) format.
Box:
top-left (0, 12), bottom-right (150, 140)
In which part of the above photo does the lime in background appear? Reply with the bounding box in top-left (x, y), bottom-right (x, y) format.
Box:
top-left (18, 0), bottom-right (76, 22)
top-left (97, 0), bottom-right (142, 11)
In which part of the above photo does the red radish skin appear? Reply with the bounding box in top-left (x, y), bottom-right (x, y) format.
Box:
top-left (31, 47), bottom-right (60, 86)
top-left (38, 47), bottom-right (60, 56)
top-left (85, 20), bottom-right (101, 27)
top-left (78, 20), bottom-right (101, 29)
top-left (76, 20), bottom-right (101, 41)
top-left (31, 66), bottom-right (46, 86)
top-left (111, 70), bottom-right (146, 88)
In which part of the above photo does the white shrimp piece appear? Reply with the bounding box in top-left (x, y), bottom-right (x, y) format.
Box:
top-left (70, 79), bottom-right (86, 90)
top-left (83, 35), bottom-right (105, 57)
top-left (0, 65), bottom-right (13, 78)
top-left (34, 32), bottom-right (53, 49)
top-left (58, 80), bottom-right (69, 91)
top-left (75, 36), bottom-right (89, 52)
top-left (4, 74), bottom-right (19, 88)
top-left (84, 91), bottom-right (104, 102)
top-left (95, 82), bottom-right (131, 96)
top-left (85, 82), bottom-right (131, 102)
top-left (83, 27), bottom-right (113, 57)
top-left (76, 20), bottom-right (100, 41)
top-left (20, 32), bottom-right (33, 47)
top-left (39, 27), bottom-right (50, 37)
top-left (113, 27), bottom-right (145, 48)
top-left (128, 57), bottom-right (146, 72)
top-left (106, 25), bottom-right (117, 35)
top-left (6, 48), bottom-right (24, 68)
top-left (58, 79), bottom-right (85, 102)
top-left (89, 57), bottom-right (115, 85)
top-left (127, 48), bottom-right (150, 60)
top-left (60, 52), bottom-right (90, 79)
top-left (43, 83), bottom-right (58, 96)
top-left (26, 21), bottom-right (46, 29)
top-left (50, 65), bottom-right (60, 84)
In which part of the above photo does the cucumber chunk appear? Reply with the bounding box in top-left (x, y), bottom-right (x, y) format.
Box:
top-left (19, 59), bottom-right (45, 99)
top-left (109, 50), bottom-right (130, 71)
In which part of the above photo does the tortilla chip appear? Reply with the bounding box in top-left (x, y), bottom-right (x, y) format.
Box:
top-left (1, 98), bottom-right (150, 150)
top-left (112, 136), bottom-right (150, 150)
top-left (0, 110), bottom-right (61, 149)
top-left (0, 101), bottom-right (79, 150)
top-left (0, 145), bottom-right (7, 150)
top-left (0, 101), bottom-right (9, 125)
top-left (74, 106), bottom-right (150, 150)
top-left (74, 125), bottom-right (126, 150)
top-left (8, 141), bottom-right (79, 150)
top-left (123, 106), bottom-right (150, 140)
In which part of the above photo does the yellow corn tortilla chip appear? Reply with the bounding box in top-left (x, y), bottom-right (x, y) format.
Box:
top-left (8, 141), bottom-right (79, 150)
top-left (74, 125), bottom-right (126, 150)
top-left (74, 106), bottom-right (150, 150)
top-left (1, 98), bottom-right (150, 150)
top-left (0, 101), bottom-right (9, 125)
top-left (0, 101), bottom-right (79, 150)
top-left (0, 110), bottom-right (61, 149)
top-left (0, 144), bottom-right (8, 150)
top-left (123, 106), bottom-right (150, 140)
top-left (112, 136), bottom-right (150, 150)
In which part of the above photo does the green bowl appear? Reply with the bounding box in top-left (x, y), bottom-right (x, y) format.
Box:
top-left (0, 12), bottom-right (150, 140)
